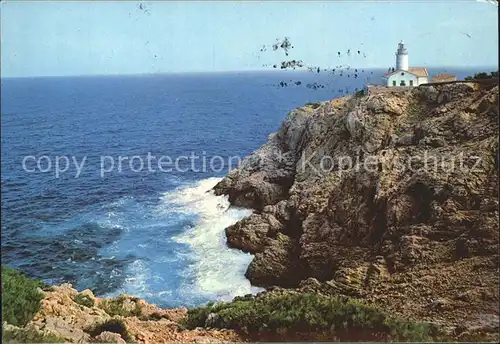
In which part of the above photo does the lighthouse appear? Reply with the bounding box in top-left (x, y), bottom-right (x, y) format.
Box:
top-left (381, 41), bottom-right (429, 87)
top-left (395, 40), bottom-right (408, 71)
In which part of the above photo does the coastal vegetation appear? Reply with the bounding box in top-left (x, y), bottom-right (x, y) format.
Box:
top-left (74, 292), bottom-right (95, 308)
top-left (1, 265), bottom-right (47, 327)
top-left (305, 102), bottom-right (321, 109)
top-left (183, 292), bottom-right (435, 341)
top-left (2, 324), bottom-right (65, 343)
top-left (1, 266), bottom-right (65, 343)
top-left (99, 294), bottom-right (142, 317)
top-left (464, 70), bottom-right (499, 80)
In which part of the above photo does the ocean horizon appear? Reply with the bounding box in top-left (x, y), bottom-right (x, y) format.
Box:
top-left (2, 65), bottom-right (497, 80)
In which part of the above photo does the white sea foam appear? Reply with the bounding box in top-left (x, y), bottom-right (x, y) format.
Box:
top-left (102, 258), bottom-right (155, 301)
top-left (100, 177), bottom-right (263, 304)
top-left (162, 177), bottom-right (264, 301)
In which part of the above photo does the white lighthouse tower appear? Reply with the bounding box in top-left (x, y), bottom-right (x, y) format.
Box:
top-left (381, 41), bottom-right (429, 87)
top-left (395, 40), bottom-right (408, 71)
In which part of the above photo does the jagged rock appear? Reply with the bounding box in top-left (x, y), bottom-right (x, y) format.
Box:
top-left (395, 133), bottom-right (414, 146)
top-left (115, 294), bottom-right (140, 314)
top-left (428, 297), bottom-right (453, 311)
top-left (213, 109), bottom-right (311, 210)
top-left (33, 284), bottom-right (110, 329)
top-left (326, 267), bottom-right (366, 297)
top-left (298, 277), bottom-right (322, 290)
top-left (225, 213), bottom-right (283, 253)
top-left (35, 316), bottom-right (90, 343)
top-left (418, 85), bottom-right (439, 103)
top-left (263, 200), bottom-right (292, 223)
top-left (95, 331), bottom-right (127, 344)
top-left (420, 136), bottom-right (446, 147)
top-left (245, 233), bottom-right (305, 287)
top-left (345, 109), bottom-right (365, 139)
top-left (80, 289), bottom-right (95, 300)
top-left (437, 83), bottom-right (477, 104)
top-left (463, 314), bottom-right (500, 333)
top-left (366, 95), bottom-right (386, 113)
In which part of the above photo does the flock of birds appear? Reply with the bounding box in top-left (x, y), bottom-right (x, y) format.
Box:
top-left (131, 2), bottom-right (477, 84)
top-left (258, 37), bottom-right (375, 93)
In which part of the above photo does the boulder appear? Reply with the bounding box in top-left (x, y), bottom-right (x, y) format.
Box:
top-left (95, 331), bottom-right (127, 344)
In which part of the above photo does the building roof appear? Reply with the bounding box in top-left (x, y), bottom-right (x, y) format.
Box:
top-left (431, 73), bottom-right (456, 81)
top-left (382, 67), bottom-right (429, 78)
top-left (407, 67), bottom-right (429, 77)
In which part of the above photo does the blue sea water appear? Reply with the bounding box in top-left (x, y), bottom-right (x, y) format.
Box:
top-left (0, 68), bottom-right (484, 307)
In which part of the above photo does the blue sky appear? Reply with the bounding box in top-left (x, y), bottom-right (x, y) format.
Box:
top-left (1, 0), bottom-right (498, 77)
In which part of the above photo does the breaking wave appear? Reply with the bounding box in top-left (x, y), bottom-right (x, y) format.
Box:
top-left (164, 177), bottom-right (264, 302)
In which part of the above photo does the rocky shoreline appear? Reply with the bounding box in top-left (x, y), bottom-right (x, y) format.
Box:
top-left (214, 83), bottom-right (499, 331)
top-left (3, 281), bottom-right (241, 343)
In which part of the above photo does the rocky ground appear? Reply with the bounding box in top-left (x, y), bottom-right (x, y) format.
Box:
top-left (214, 82), bottom-right (499, 334)
top-left (3, 283), bottom-right (241, 343)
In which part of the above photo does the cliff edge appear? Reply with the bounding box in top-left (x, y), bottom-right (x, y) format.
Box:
top-left (214, 83), bottom-right (499, 330)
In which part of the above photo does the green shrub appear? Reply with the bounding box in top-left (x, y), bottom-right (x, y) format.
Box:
top-left (74, 293), bottom-right (95, 308)
top-left (85, 318), bottom-right (131, 342)
top-left (305, 102), bottom-right (321, 109)
top-left (1, 265), bottom-right (48, 327)
top-left (184, 292), bottom-right (434, 341)
top-left (138, 312), bottom-right (166, 321)
top-left (465, 71), bottom-right (499, 81)
top-left (2, 324), bottom-right (65, 343)
top-left (99, 295), bottom-right (142, 317)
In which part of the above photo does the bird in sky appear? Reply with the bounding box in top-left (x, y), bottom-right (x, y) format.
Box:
top-left (137, 2), bottom-right (151, 15)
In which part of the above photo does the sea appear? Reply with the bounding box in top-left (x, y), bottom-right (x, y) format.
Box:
top-left (0, 67), bottom-right (486, 308)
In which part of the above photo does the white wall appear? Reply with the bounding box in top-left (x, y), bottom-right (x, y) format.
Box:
top-left (386, 72), bottom-right (418, 87)
top-left (417, 77), bottom-right (428, 85)
top-left (396, 54), bottom-right (409, 71)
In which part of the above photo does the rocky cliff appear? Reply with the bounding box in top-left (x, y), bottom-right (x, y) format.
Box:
top-left (214, 83), bottom-right (499, 329)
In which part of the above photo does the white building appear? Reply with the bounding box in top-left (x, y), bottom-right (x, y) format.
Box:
top-left (382, 41), bottom-right (428, 87)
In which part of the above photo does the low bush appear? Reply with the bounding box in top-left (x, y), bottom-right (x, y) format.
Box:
top-left (1, 265), bottom-right (48, 327)
top-left (465, 71), bottom-right (499, 81)
top-left (355, 89), bottom-right (365, 97)
top-left (74, 293), bottom-right (95, 308)
top-left (184, 292), bottom-right (435, 341)
top-left (138, 312), bottom-right (166, 321)
top-left (99, 295), bottom-right (142, 317)
top-left (305, 102), bottom-right (321, 109)
top-left (2, 324), bottom-right (65, 343)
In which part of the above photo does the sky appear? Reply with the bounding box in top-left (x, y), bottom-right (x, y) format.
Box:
top-left (1, 0), bottom-right (498, 77)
